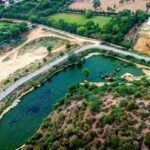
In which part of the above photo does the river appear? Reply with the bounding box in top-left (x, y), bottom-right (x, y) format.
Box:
top-left (0, 55), bottom-right (143, 149)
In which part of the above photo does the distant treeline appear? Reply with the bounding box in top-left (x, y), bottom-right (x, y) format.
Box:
top-left (62, 8), bottom-right (118, 16)
top-left (0, 0), bottom-right (148, 48)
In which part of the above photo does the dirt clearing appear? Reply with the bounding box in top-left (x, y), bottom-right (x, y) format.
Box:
top-left (0, 24), bottom-right (98, 82)
top-left (70, 0), bottom-right (149, 12)
top-left (134, 22), bottom-right (150, 54)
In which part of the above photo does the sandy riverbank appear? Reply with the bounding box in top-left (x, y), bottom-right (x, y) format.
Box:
top-left (0, 87), bottom-right (34, 120)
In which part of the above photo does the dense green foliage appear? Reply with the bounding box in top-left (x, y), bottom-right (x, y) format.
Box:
top-left (0, 0), bottom-right (71, 19)
top-left (0, 21), bottom-right (28, 42)
top-left (100, 9), bottom-right (148, 48)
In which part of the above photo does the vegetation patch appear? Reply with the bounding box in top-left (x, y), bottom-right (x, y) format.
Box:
top-left (0, 21), bottom-right (28, 43)
top-left (23, 78), bottom-right (150, 150)
top-left (49, 13), bottom-right (111, 27)
top-left (18, 36), bottom-right (66, 55)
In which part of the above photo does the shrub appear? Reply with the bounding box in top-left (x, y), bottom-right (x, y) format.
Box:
top-left (110, 134), bottom-right (119, 148)
top-left (127, 101), bottom-right (138, 110)
top-left (119, 99), bottom-right (128, 108)
top-left (72, 139), bottom-right (85, 148)
top-left (32, 132), bottom-right (43, 141)
top-left (102, 115), bottom-right (113, 124)
top-left (144, 132), bottom-right (150, 149)
top-left (112, 107), bottom-right (122, 121)
top-left (47, 135), bottom-right (56, 143)
top-left (88, 99), bottom-right (101, 113)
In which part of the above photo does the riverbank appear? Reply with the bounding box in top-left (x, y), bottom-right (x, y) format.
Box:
top-left (85, 52), bottom-right (150, 78)
top-left (0, 52), bottom-right (150, 119)
top-left (0, 60), bottom-right (81, 120)
top-left (0, 52), bottom-right (145, 149)
top-left (0, 87), bottom-right (34, 120)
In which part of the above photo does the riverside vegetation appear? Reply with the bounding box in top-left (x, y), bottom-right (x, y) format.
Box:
top-left (0, 50), bottom-right (145, 149)
top-left (0, 47), bottom-right (149, 118)
top-left (23, 78), bottom-right (150, 150)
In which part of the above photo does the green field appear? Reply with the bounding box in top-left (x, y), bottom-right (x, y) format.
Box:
top-left (49, 13), bottom-right (111, 27)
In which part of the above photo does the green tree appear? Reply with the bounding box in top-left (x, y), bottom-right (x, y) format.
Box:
top-left (47, 44), bottom-right (53, 54)
top-left (82, 68), bottom-right (90, 80)
top-left (66, 42), bottom-right (71, 50)
top-left (136, 10), bottom-right (148, 25)
top-left (93, 0), bottom-right (101, 10)
top-left (85, 10), bottom-right (93, 19)
top-left (103, 114), bottom-right (113, 124)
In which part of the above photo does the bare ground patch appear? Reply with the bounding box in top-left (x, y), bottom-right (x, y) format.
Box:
top-left (134, 23), bottom-right (150, 54)
top-left (70, 0), bottom-right (149, 12)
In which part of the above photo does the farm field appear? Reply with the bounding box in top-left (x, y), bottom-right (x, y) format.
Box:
top-left (70, 0), bottom-right (149, 12)
top-left (49, 13), bottom-right (111, 27)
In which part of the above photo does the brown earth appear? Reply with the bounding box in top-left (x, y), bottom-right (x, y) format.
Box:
top-left (0, 24), bottom-right (99, 82)
top-left (134, 37), bottom-right (150, 54)
top-left (70, 0), bottom-right (149, 12)
top-left (134, 22), bottom-right (150, 54)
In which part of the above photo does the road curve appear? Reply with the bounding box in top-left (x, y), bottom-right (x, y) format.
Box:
top-left (0, 44), bottom-right (150, 101)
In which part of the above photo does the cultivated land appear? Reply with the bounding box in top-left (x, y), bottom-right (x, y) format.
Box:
top-left (134, 22), bottom-right (150, 54)
top-left (70, 0), bottom-right (149, 12)
top-left (49, 13), bottom-right (111, 26)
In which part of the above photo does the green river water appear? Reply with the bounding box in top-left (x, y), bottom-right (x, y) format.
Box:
top-left (0, 55), bottom-right (143, 149)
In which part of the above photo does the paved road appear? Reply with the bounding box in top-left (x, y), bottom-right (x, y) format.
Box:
top-left (0, 44), bottom-right (150, 101)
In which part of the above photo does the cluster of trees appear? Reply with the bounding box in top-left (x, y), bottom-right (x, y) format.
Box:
top-left (100, 9), bottom-right (148, 48)
top-left (0, 22), bottom-right (28, 42)
top-left (0, 0), bottom-right (148, 48)
top-left (0, 0), bottom-right (71, 19)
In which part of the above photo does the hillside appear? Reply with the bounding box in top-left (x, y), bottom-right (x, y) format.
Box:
top-left (22, 78), bottom-right (150, 150)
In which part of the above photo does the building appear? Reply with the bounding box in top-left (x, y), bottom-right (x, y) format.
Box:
top-left (1, 0), bottom-right (23, 6)
top-left (1, 0), bottom-right (9, 6)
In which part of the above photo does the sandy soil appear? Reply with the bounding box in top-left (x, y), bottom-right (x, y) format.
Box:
top-left (134, 37), bottom-right (150, 54)
top-left (0, 24), bottom-right (98, 82)
top-left (81, 80), bottom-right (105, 87)
top-left (121, 73), bottom-right (141, 81)
top-left (0, 47), bottom-right (48, 81)
top-left (134, 22), bottom-right (150, 54)
top-left (70, 0), bottom-right (148, 12)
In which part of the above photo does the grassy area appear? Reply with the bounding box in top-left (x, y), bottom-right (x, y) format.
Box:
top-left (0, 21), bottom-right (12, 29)
top-left (49, 13), bottom-right (111, 27)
